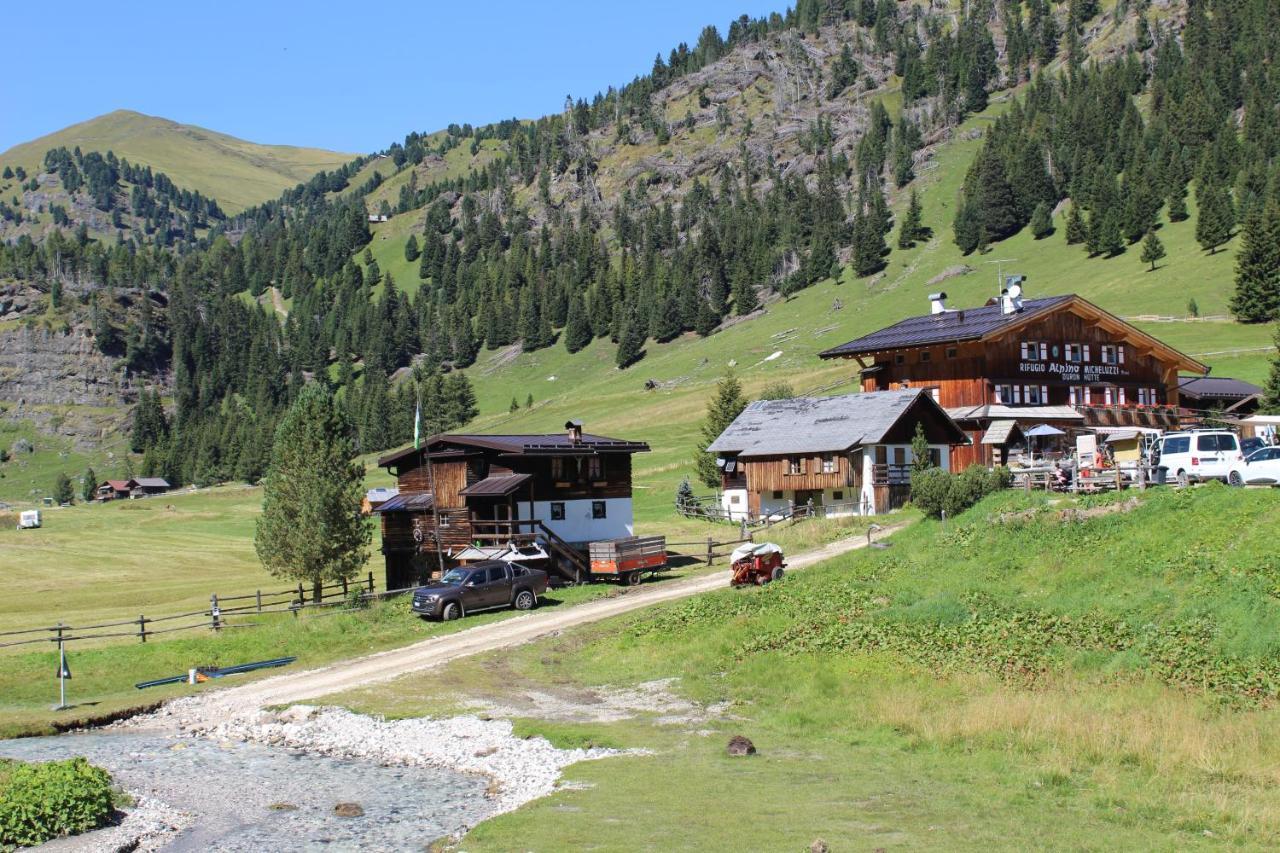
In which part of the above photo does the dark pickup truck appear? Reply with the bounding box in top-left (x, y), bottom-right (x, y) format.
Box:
top-left (411, 560), bottom-right (549, 621)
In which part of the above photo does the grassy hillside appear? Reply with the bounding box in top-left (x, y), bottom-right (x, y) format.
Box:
top-left (0, 110), bottom-right (356, 212)
top-left (337, 486), bottom-right (1280, 849)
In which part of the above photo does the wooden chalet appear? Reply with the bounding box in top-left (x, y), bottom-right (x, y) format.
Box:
top-left (95, 477), bottom-right (170, 501)
top-left (374, 422), bottom-right (649, 590)
top-left (97, 480), bottom-right (133, 501)
top-left (818, 283), bottom-right (1208, 470)
top-left (706, 388), bottom-right (968, 519)
top-left (1176, 376), bottom-right (1262, 422)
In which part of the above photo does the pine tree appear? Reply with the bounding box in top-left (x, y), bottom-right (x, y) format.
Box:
top-left (953, 199), bottom-right (981, 254)
top-left (404, 234), bottom-right (420, 262)
top-left (1231, 203), bottom-right (1280, 322)
top-left (694, 371), bottom-right (747, 488)
top-left (897, 190), bottom-right (923, 249)
top-left (563, 296), bottom-right (592, 353)
top-left (910, 423), bottom-right (933, 473)
top-left (1140, 231), bottom-right (1166, 271)
top-left (53, 472), bottom-right (74, 505)
top-left (510, 397), bottom-right (520, 412)
top-left (615, 310), bottom-right (646, 368)
top-left (254, 385), bottom-right (370, 601)
top-left (81, 467), bottom-right (97, 502)
top-left (1261, 326), bottom-right (1280, 413)
top-left (1030, 202), bottom-right (1054, 239)
top-left (1064, 203), bottom-right (1087, 244)
top-left (1196, 183), bottom-right (1236, 254)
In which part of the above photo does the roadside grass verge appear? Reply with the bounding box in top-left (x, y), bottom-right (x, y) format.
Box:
top-left (335, 485), bottom-right (1280, 849)
top-left (0, 581), bottom-right (623, 739)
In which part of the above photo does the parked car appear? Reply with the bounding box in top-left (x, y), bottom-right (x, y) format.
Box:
top-left (411, 560), bottom-right (548, 620)
top-left (1154, 430), bottom-right (1244, 486)
top-left (1241, 436), bottom-right (1267, 458)
top-left (1228, 445), bottom-right (1280, 486)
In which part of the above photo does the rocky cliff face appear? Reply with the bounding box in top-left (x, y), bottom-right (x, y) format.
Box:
top-left (0, 283), bottom-right (155, 448)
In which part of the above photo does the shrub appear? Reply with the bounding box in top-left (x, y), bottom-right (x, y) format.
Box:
top-left (910, 466), bottom-right (1010, 519)
top-left (0, 757), bottom-right (115, 848)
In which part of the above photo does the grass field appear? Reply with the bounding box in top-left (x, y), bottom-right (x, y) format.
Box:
top-left (0, 110), bottom-right (355, 213)
top-left (333, 485), bottom-right (1280, 850)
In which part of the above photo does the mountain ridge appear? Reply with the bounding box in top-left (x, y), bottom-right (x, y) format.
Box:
top-left (0, 109), bottom-right (357, 213)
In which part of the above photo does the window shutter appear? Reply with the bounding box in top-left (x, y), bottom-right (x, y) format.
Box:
top-left (1069, 387), bottom-right (1078, 406)
top-left (1041, 385), bottom-right (1048, 403)
top-left (1020, 342), bottom-right (1028, 359)
top-left (1117, 387), bottom-right (1126, 405)
top-left (1084, 387), bottom-right (1091, 405)
top-left (1083, 344), bottom-right (1091, 362)
top-left (1118, 346), bottom-right (1125, 364)
top-left (1040, 342), bottom-right (1048, 360)
top-left (1013, 385), bottom-right (1022, 404)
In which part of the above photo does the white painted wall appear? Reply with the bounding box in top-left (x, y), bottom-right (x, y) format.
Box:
top-left (720, 488), bottom-right (750, 521)
top-left (518, 498), bottom-right (634, 545)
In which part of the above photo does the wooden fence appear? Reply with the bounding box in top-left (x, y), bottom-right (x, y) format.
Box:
top-left (0, 573), bottom-right (375, 650)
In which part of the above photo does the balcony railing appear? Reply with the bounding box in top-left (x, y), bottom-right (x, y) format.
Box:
top-left (871, 463), bottom-right (913, 486)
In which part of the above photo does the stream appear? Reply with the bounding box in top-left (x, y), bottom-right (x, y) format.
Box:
top-left (0, 730), bottom-right (493, 851)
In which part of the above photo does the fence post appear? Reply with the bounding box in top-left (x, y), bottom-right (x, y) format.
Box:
top-left (138, 615), bottom-right (147, 643)
top-left (367, 571), bottom-right (374, 594)
top-left (342, 576), bottom-right (349, 597)
top-left (706, 536), bottom-right (714, 566)
top-left (210, 594), bottom-right (221, 631)
top-left (297, 582), bottom-right (304, 605)
top-left (256, 589), bottom-right (262, 613)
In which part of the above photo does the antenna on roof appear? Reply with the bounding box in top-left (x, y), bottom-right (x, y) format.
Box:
top-left (985, 259), bottom-right (1018, 301)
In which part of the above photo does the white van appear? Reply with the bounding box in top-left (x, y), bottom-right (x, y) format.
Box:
top-left (1155, 430), bottom-right (1244, 486)
top-left (17, 510), bottom-right (41, 529)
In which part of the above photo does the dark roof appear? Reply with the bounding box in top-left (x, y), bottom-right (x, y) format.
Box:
top-left (1177, 376), bottom-right (1262, 401)
top-left (373, 491), bottom-right (435, 513)
top-left (102, 480), bottom-right (132, 490)
top-left (819, 296), bottom-right (1072, 358)
top-left (706, 389), bottom-right (967, 456)
top-left (133, 477), bottom-right (170, 489)
top-left (378, 432), bottom-right (650, 467)
top-left (458, 473), bottom-right (532, 497)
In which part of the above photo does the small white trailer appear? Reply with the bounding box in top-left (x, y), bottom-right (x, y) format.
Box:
top-left (17, 510), bottom-right (41, 530)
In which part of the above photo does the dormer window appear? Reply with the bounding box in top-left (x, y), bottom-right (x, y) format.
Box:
top-left (1020, 341), bottom-right (1048, 361)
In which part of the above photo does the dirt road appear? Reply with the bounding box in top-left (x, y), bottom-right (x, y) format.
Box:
top-left (175, 524), bottom-right (906, 714)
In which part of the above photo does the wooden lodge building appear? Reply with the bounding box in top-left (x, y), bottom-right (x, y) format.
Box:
top-left (373, 422), bottom-right (649, 589)
top-left (818, 282), bottom-right (1209, 470)
top-left (706, 388), bottom-right (968, 519)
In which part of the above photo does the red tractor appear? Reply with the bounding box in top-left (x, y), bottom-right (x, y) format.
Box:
top-left (729, 542), bottom-right (786, 587)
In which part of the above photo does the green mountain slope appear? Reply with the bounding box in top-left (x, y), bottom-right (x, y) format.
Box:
top-left (0, 110), bottom-right (356, 212)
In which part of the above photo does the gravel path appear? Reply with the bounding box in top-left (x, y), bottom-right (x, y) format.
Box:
top-left (148, 523), bottom-right (904, 716)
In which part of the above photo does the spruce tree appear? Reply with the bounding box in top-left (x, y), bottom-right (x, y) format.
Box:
top-left (563, 296), bottom-right (592, 353)
top-left (53, 472), bottom-right (74, 505)
top-left (1231, 203), bottom-right (1280, 322)
top-left (1064, 203), bottom-right (1087, 244)
top-left (1261, 326), bottom-right (1280, 413)
top-left (615, 311), bottom-right (646, 368)
top-left (898, 190), bottom-right (924, 249)
top-left (254, 385), bottom-right (370, 601)
top-left (1140, 231), bottom-right (1166, 271)
top-left (404, 234), bottom-right (420, 262)
top-left (694, 371), bottom-right (747, 488)
top-left (1030, 202), bottom-right (1054, 239)
top-left (1196, 183), bottom-right (1236, 254)
top-left (81, 467), bottom-right (97, 502)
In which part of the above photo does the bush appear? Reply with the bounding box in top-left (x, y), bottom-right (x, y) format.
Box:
top-left (910, 466), bottom-right (1010, 519)
top-left (0, 757), bottom-right (115, 848)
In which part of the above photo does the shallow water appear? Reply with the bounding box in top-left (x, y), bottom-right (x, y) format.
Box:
top-left (0, 730), bottom-right (492, 851)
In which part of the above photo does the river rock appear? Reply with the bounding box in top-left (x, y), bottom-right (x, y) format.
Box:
top-left (726, 735), bottom-right (756, 756)
top-left (333, 802), bottom-right (365, 818)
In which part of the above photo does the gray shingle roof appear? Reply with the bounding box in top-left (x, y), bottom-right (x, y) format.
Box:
top-left (707, 389), bottom-right (949, 457)
top-left (378, 432), bottom-right (649, 467)
top-left (1177, 376), bottom-right (1262, 400)
top-left (818, 295), bottom-right (1072, 358)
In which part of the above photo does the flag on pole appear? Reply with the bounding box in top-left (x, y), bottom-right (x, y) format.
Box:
top-left (413, 399), bottom-right (421, 450)
top-left (58, 646), bottom-right (71, 680)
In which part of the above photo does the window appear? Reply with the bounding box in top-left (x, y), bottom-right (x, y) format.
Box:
top-left (1022, 385), bottom-right (1046, 405)
top-left (833, 490), bottom-right (844, 500)
top-left (894, 353), bottom-right (906, 365)
top-left (591, 501), bottom-right (607, 519)
top-left (1137, 388), bottom-right (1158, 406)
top-left (1100, 344), bottom-right (1125, 365)
top-left (550, 457), bottom-right (565, 481)
top-left (486, 566), bottom-right (507, 583)
top-left (920, 350), bottom-right (932, 362)
top-left (787, 456), bottom-right (805, 475)
top-left (946, 347), bottom-right (958, 359)
top-left (730, 494), bottom-right (741, 505)
top-left (587, 456), bottom-right (603, 480)
top-left (929, 448), bottom-right (942, 468)
top-left (996, 384), bottom-right (1013, 404)
top-left (1163, 436), bottom-right (1190, 454)
top-left (1196, 434), bottom-right (1237, 453)
top-left (771, 490), bottom-right (783, 499)
top-left (550, 502), bottom-right (565, 521)
top-left (1065, 343), bottom-right (1090, 363)
top-left (821, 454), bottom-right (837, 474)
top-left (1020, 341), bottom-right (1048, 361)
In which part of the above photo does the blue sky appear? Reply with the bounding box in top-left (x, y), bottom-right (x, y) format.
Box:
top-left (2, 1), bottom-right (785, 154)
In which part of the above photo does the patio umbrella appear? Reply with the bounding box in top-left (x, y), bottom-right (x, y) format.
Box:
top-left (1024, 424), bottom-right (1066, 437)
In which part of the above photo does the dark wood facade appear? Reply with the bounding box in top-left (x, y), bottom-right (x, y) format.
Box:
top-left (823, 295), bottom-right (1207, 471)
top-left (375, 430), bottom-right (647, 590)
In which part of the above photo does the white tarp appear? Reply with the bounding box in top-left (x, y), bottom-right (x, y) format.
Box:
top-left (730, 542), bottom-right (783, 563)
